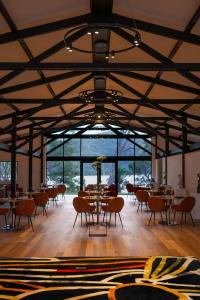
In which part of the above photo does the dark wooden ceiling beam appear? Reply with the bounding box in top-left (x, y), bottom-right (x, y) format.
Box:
top-left (1, 62), bottom-right (200, 71)
top-left (15, 103), bottom-right (88, 150)
top-left (106, 120), bottom-right (165, 153)
top-left (112, 103), bottom-right (183, 149)
top-left (1, 97), bottom-right (200, 105)
top-left (110, 74), bottom-right (200, 135)
top-left (0, 74), bottom-right (93, 135)
top-left (0, 13), bottom-right (90, 44)
top-left (0, 0), bottom-right (67, 117)
top-left (0, 28), bottom-right (87, 86)
top-left (46, 122), bottom-right (94, 155)
top-left (113, 28), bottom-right (200, 86)
top-left (0, 12), bottom-right (200, 46)
top-left (104, 123), bottom-right (152, 155)
top-left (113, 71), bottom-right (200, 95)
top-left (0, 71), bottom-right (89, 95)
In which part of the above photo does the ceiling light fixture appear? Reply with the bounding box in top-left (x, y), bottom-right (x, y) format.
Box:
top-left (64, 23), bottom-right (141, 59)
top-left (79, 89), bottom-right (123, 104)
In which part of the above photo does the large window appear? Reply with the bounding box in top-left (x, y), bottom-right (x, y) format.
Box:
top-left (81, 138), bottom-right (117, 156)
top-left (0, 161), bottom-right (17, 182)
top-left (46, 133), bottom-right (152, 193)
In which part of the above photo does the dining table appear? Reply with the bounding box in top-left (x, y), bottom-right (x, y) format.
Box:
top-left (151, 195), bottom-right (184, 225)
top-left (83, 194), bottom-right (114, 236)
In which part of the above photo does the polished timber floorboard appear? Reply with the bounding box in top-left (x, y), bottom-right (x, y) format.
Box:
top-left (0, 195), bottom-right (200, 258)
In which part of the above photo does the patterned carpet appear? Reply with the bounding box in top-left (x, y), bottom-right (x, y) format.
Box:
top-left (0, 256), bottom-right (199, 299)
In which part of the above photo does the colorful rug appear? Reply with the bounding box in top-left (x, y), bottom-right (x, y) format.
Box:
top-left (0, 256), bottom-right (199, 299)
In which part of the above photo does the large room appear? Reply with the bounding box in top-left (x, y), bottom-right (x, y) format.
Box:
top-left (0, 0), bottom-right (200, 299)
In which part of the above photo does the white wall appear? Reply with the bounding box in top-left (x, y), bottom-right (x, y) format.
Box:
top-left (155, 150), bottom-right (200, 219)
top-left (0, 150), bottom-right (41, 191)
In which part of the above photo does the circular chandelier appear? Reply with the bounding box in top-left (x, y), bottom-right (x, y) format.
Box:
top-left (79, 89), bottom-right (123, 103)
top-left (85, 107), bottom-right (115, 123)
top-left (64, 24), bottom-right (141, 59)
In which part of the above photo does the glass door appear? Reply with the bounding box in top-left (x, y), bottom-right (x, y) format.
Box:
top-left (83, 163), bottom-right (97, 189)
top-left (101, 163), bottom-right (115, 186)
top-left (83, 162), bottom-right (116, 189)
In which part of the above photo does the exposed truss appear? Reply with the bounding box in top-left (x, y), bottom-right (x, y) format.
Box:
top-left (0, 0), bottom-right (199, 156)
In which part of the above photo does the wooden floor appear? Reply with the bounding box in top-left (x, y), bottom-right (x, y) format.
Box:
top-left (0, 195), bottom-right (200, 258)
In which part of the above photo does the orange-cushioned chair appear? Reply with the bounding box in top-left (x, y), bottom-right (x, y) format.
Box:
top-left (34, 192), bottom-right (49, 217)
top-left (173, 196), bottom-right (195, 226)
top-left (57, 184), bottom-right (67, 200)
top-left (136, 190), bottom-right (149, 212)
top-left (13, 199), bottom-right (36, 231)
top-left (0, 207), bottom-right (10, 227)
top-left (72, 197), bottom-right (96, 228)
top-left (102, 197), bottom-right (124, 227)
top-left (148, 196), bottom-right (169, 225)
top-left (46, 188), bottom-right (58, 207)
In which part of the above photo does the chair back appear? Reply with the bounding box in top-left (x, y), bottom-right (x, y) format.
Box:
top-left (15, 199), bottom-right (35, 216)
top-left (126, 183), bottom-right (134, 193)
top-left (78, 191), bottom-right (89, 197)
top-left (148, 197), bottom-right (166, 212)
top-left (85, 184), bottom-right (94, 191)
top-left (73, 197), bottom-right (92, 213)
top-left (176, 196), bottom-right (195, 212)
top-left (46, 188), bottom-right (58, 198)
top-left (106, 197), bottom-right (124, 213)
top-left (136, 190), bottom-right (149, 203)
top-left (34, 192), bottom-right (48, 206)
top-left (57, 184), bottom-right (66, 194)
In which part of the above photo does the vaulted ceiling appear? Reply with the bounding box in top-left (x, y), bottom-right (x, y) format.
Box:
top-left (0, 0), bottom-right (200, 152)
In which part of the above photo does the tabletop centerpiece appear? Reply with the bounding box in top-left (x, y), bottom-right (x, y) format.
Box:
top-left (92, 156), bottom-right (106, 190)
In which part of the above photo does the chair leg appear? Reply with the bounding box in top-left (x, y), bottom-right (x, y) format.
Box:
top-left (109, 213), bottom-right (112, 227)
top-left (73, 213), bottom-right (78, 228)
top-left (34, 206), bottom-right (37, 217)
top-left (160, 212), bottom-right (163, 221)
top-left (81, 213), bottom-right (82, 226)
top-left (103, 212), bottom-right (105, 223)
top-left (85, 212), bottom-right (88, 226)
top-left (4, 215), bottom-right (7, 227)
top-left (180, 212), bottom-right (184, 227)
top-left (173, 211), bottom-right (176, 224)
top-left (44, 207), bottom-right (48, 217)
top-left (137, 203), bottom-right (140, 213)
top-left (165, 211), bottom-right (168, 224)
top-left (118, 213), bottom-right (123, 228)
top-left (190, 213), bottom-right (195, 226)
top-left (115, 213), bottom-right (116, 226)
top-left (148, 212), bottom-right (153, 226)
top-left (29, 217), bottom-right (34, 232)
top-left (153, 212), bottom-right (155, 224)
top-left (17, 216), bottom-right (21, 231)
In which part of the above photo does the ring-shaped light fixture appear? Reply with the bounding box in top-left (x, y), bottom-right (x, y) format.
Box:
top-left (64, 24), bottom-right (141, 59)
top-left (79, 89), bottom-right (123, 103)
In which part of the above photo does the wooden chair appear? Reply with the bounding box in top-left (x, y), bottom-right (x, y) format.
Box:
top-left (136, 190), bottom-right (149, 212)
top-left (102, 197), bottom-right (124, 227)
top-left (72, 197), bottom-right (96, 228)
top-left (148, 196), bottom-right (169, 225)
top-left (0, 207), bottom-right (9, 227)
top-left (173, 196), bottom-right (195, 226)
top-left (13, 199), bottom-right (36, 231)
top-left (34, 192), bottom-right (49, 217)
